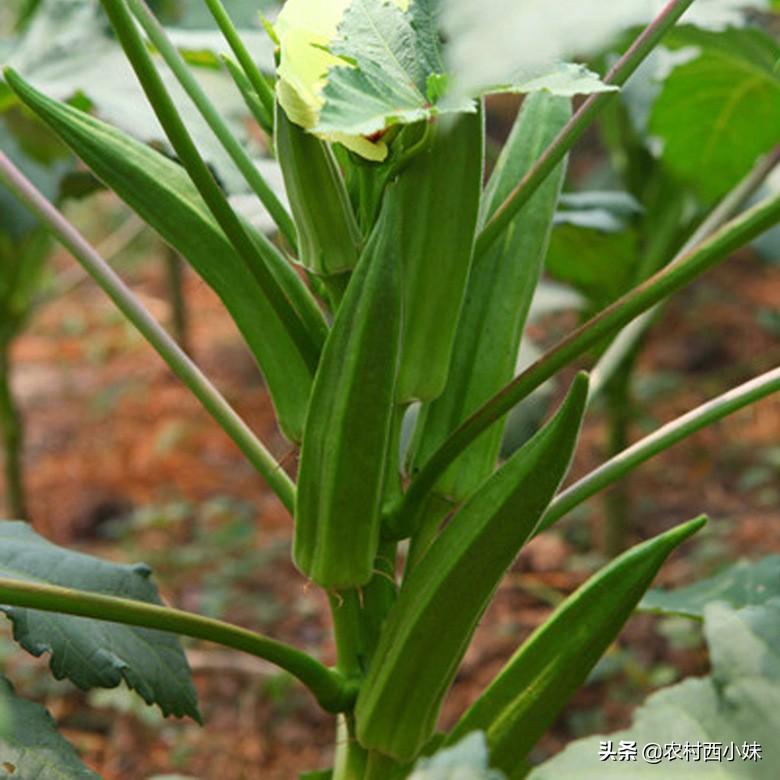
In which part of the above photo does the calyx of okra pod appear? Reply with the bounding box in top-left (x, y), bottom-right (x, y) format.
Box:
top-left (272, 0), bottom-right (615, 161)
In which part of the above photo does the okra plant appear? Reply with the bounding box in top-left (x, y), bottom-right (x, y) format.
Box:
top-left (0, 0), bottom-right (779, 778)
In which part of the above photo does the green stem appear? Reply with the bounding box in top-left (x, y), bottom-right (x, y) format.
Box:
top-left (163, 247), bottom-right (190, 354)
top-left (0, 577), bottom-right (354, 712)
top-left (391, 191), bottom-right (780, 539)
top-left (126, 0), bottom-right (297, 250)
top-left (590, 145), bottom-right (780, 399)
top-left (0, 342), bottom-right (27, 520)
top-left (0, 151), bottom-right (296, 514)
top-left (221, 54), bottom-right (274, 136)
top-left (333, 715), bottom-right (368, 780)
top-left (475, 0), bottom-right (696, 260)
top-left (536, 366), bottom-right (780, 535)
top-left (601, 354), bottom-right (636, 556)
top-left (329, 590), bottom-right (364, 680)
top-left (99, 0), bottom-right (319, 373)
top-left (360, 540), bottom-right (398, 665)
top-left (202, 0), bottom-right (276, 118)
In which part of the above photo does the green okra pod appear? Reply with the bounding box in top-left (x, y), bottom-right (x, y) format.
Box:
top-left (408, 92), bottom-right (571, 501)
top-left (355, 373), bottom-right (589, 761)
top-left (294, 191), bottom-right (402, 589)
top-left (276, 103), bottom-right (362, 277)
top-left (393, 107), bottom-right (484, 404)
top-left (449, 516), bottom-right (707, 778)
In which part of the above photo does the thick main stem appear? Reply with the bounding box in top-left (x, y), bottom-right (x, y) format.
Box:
top-left (0, 151), bottom-right (296, 514)
top-left (0, 342), bottom-right (27, 520)
top-left (0, 577), bottom-right (354, 712)
top-left (330, 591), bottom-right (368, 779)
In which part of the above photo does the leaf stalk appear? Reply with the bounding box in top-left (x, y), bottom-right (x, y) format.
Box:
top-left (0, 577), bottom-right (355, 713)
top-left (0, 151), bottom-right (297, 513)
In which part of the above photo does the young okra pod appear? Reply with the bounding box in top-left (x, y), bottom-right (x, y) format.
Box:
top-left (408, 92), bottom-right (571, 500)
top-left (355, 374), bottom-right (589, 761)
top-left (293, 192), bottom-right (402, 589)
top-left (393, 107), bottom-right (484, 404)
top-left (275, 103), bottom-right (362, 276)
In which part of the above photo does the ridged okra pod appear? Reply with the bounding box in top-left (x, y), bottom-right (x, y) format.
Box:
top-left (355, 374), bottom-right (589, 761)
top-left (275, 103), bottom-right (362, 276)
top-left (393, 107), bottom-right (484, 404)
top-left (449, 517), bottom-right (707, 778)
top-left (294, 193), bottom-right (402, 589)
top-left (408, 93), bottom-right (571, 500)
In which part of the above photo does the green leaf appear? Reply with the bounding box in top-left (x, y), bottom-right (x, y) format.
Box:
top-left (0, 675), bottom-right (100, 779)
top-left (650, 27), bottom-right (780, 200)
top-left (274, 0), bottom-right (611, 158)
top-left (0, 521), bottom-right (199, 721)
top-left (7, 69), bottom-right (322, 441)
top-left (450, 516), bottom-right (707, 779)
top-left (641, 555), bottom-right (780, 619)
top-left (411, 733), bottom-right (506, 780)
top-left (317, 0), bottom-right (450, 138)
top-left (528, 599), bottom-right (780, 778)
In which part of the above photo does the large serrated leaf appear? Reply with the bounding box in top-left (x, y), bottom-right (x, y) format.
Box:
top-left (528, 599), bottom-right (780, 778)
top-left (316, 0), bottom-right (456, 138)
top-left (641, 555), bottom-right (780, 619)
top-left (0, 522), bottom-right (199, 721)
top-left (0, 675), bottom-right (100, 779)
top-left (275, 0), bottom-right (611, 157)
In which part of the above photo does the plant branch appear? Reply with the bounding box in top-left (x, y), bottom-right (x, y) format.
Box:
top-left (0, 151), bottom-right (296, 513)
top-left (202, 0), bottom-right (277, 119)
top-left (126, 0), bottom-right (297, 250)
top-left (590, 145), bottom-right (780, 398)
top-left (391, 190), bottom-right (780, 539)
top-left (98, 0), bottom-right (319, 373)
top-left (0, 577), bottom-right (355, 713)
top-left (475, 0), bottom-right (696, 260)
top-left (537, 367), bottom-right (780, 534)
